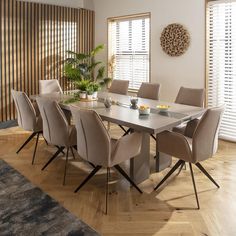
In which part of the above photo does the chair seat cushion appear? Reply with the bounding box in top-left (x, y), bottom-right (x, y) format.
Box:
top-left (172, 125), bottom-right (186, 135)
top-left (157, 130), bottom-right (192, 163)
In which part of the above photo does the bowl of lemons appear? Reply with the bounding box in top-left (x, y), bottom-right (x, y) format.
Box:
top-left (139, 105), bottom-right (150, 115)
top-left (157, 105), bottom-right (170, 112)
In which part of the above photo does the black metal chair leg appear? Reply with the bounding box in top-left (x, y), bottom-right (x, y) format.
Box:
top-left (105, 168), bottom-right (109, 215)
top-left (63, 148), bottom-right (69, 185)
top-left (70, 147), bottom-right (76, 160)
top-left (114, 165), bottom-right (143, 194)
top-left (195, 163), bottom-right (220, 188)
top-left (151, 134), bottom-right (156, 141)
top-left (155, 151), bottom-right (160, 171)
top-left (189, 163), bottom-right (200, 209)
top-left (88, 162), bottom-right (96, 168)
top-left (44, 138), bottom-right (48, 146)
top-left (41, 147), bottom-right (64, 171)
top-left (74, 166), bottom-right (102, 193)
top-left (16, 132), bottom-right (37, 154)
top-left (122, 128), bottom-right (131, 137)
top-left (56, 145), bottom-right (65, 155)
top-left (177, 162), bottom-right (185, 176)
top-left (154, 160), bottom-right (184, 191)
top-left (32, 133), bottom-right (40, 165)
top-left (119, 125), bottom-right (127, 133)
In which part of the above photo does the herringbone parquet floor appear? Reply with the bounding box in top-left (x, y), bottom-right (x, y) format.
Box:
top-left (0, 125), bottom-right (236, 236)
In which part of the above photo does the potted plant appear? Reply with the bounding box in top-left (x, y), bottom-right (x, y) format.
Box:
top-left (86, 84), bottom-right (94, 100)
top-left (89, 82), bottom-right (100, 99)
top-left (64, 44), bottom-right (112, 95)
top-left (75, 80), bottom-right (90, 99)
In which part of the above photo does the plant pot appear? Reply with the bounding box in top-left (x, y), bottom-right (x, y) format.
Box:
top-left (106, 81), bottom-right (112, 89)
top-left (79, 91), bottom-right (87, 99)
top-left (92, 91), bottom-right (98, 99)
top-left (87, 94), bottom-right (93, 100)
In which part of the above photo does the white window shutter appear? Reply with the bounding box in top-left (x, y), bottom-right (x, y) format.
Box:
top-left (109, 15), bottom-right (150, 90)
top-left (208, 0), bottom-right (236, 142)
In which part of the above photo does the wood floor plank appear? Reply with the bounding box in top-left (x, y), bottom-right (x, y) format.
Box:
top-left (0, 125), bottom-right (236, 236)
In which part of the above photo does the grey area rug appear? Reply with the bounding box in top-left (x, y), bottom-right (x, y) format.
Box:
top-left (0, 120), bottom-right (17, 129)
top-left (0, 159), bottom-right (99, 236)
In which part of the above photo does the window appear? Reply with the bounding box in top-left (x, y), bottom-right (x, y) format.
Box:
top-left (207, 0), bottom-right (236, 142)
top-left (108, 13), bottom-right (150, 90)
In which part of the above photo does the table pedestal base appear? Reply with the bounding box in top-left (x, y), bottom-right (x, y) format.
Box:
top-left (130, 133), bottom-right (172, 184)
top-left (130, 132), bottom-right (150, 184)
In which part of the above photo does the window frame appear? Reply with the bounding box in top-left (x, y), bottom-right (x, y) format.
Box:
top-left (107, 12), bottom-right (151, 92)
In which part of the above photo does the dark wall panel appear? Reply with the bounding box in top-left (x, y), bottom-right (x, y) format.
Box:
top-left (0, 0), bottom-right (95, 121)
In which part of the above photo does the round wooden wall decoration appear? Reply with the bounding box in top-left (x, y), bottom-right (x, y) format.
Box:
top-left (160, 23), bottom-right (190, 57)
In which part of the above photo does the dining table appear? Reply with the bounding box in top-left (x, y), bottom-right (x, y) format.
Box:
top-left (31, 91), bottom-right (205, 184)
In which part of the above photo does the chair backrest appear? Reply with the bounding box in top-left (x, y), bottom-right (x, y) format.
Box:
top-left (11, 90), bottom-right (37, 131)
top-left (175, 87), bottom-right (205, 107)
top-left (137, 82), bottom-right (161, 100)
top-left (36, 97), bottom-right (69, 146)
top-left (192, 105), bottom-right (224, 163)
top-left (71, 107), bottom-right (111, 167)
top-left (39, 79), bottom-right (63, 95)
top-left (109, 80), bottom-right (129, 95)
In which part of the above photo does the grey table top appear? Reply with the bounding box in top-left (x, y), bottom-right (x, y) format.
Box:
top-left (31, 91), bottom-right (206, 134)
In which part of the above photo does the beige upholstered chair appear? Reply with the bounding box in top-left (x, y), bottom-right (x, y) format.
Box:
top-left (39, 79), bottom-right (63, 95)
top-left (175, 87), bottom-right (205, 107)
top-left (11, 90), bottom-right (42, 165)
top-left (108, 79), bottom-right (129, 131)
top-left (39, 79), bottom-right (72, 123)
top-left (109, 79), bottom-right (129, 95)
top-left (154, 106), bottom-right (224, 209)
top-left (173, 87), bottom-right (205, 136)
top-left (136, 82), bottom-right (161, 140)
top-left (36, 97), bottom-right (77, 185)
top-left (71, 107), bottom-right (143, 214)
top-left (137, 82), bottom-right (161, 100)
top-left (122, 82), bottom-right (161, 138)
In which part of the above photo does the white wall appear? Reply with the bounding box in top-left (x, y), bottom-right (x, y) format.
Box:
top-left (94, 0), bottom-right (206, 101)
top-left (83, 0), bottom-right (94, 10)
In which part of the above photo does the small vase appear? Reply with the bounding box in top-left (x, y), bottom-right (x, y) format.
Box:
top-left (92, 91), bottom-right (98, 99)
top-left (79, 91), bottom-right (87, 99)
top-left (87, 94), bottom-right (93, 100)
top-left (104, 97), bottom-right (112, 108)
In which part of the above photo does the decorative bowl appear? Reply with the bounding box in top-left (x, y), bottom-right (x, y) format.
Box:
top-left (157, 105), bottom-right (170, 112)
top-left (139, 105), bottom-right (150, 115)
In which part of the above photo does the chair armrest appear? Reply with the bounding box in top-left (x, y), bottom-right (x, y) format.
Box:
top-left (110, 132), bottom-right (142, 166)
top-left (157, 131), bottom-right (192, 162)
